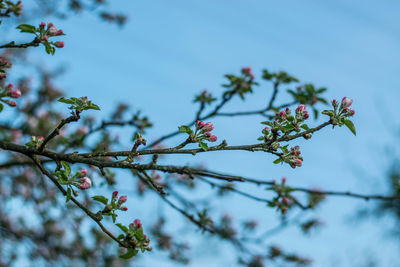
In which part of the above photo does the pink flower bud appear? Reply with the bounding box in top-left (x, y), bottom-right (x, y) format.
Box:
top-left (47, 22), bottom-right (54, 28)
top-left (118, 195), bottom-right (127, 204)
top-left (40, 22), bottom-right (46, 29)
top-left (332, 99), bottom-right (337, 106)
top-left (209, 135), bottom-right (217, 142)
top-left (241, 67), bottom-right (254, 79)
top-left (341, 97), bottom-right (353, 108)
top-left (349, 109), bottom-right (355, 116)
top-left (133, 219), bottom-right (142, 228)
top-left (196, 120), bottom-right (205, 129)
top-left (9, 89), bottom-right (21, 98)
top-left (47, 26), bottom-right (58, 36)
top-left (122, 207), bottom-right (128, 211)
top-left (279, 111), bottom-right (286, 120)
top-left (80, 169), bottom-right (87, 176)
top-left (79, 177), bottom-right (92, 190)
top-left (43, 36), bottom-right (48, 42)
top-left (303, 111), bottom-right (309, 119)
top-left (37, 136), bottom-right (45, 141)
top-left (282, 197), bottom-right (289, 204)
top-left (205, 132), bottom-right (211, 137)
top-left (202, 122), bottom-right (214, 132)
top-left (10, 101), bottom-right (17, 107)
top-left (296, 104), bottom-right (306, 113)
top-left (112, 191), bottom-right (118, 199)
top-left (7, 83), bottom-right (13, 90)
top-left (54, 41), bottom-right (64, 48)
top-left (282, 177), bottom-right (287, 184)
top-left (56, 29), bottom-right (64, 35)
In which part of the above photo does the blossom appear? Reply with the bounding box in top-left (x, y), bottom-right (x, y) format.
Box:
top-left (80, 169), bottom-right (87, 176)
top-left (296, 104), bottom-right (306, 113)
top-left (118, 195), bottom-right (127, 204)
top-left (79, 177), bottom-right (92, 190)
top-left (196, 120), bottom-right (205, 129)
top-left (54, 41), bottom-right (64, 48)
top-left (209, 135), bottom-right (217, 142)
top-left (10, 101), bottom-right (17, 107)
top-left (341, 97), bottom-right (353, 108)
top-left (133, 219), bottom-right (142, 228)
top-left (202, 122), bottom-right (214, 132)
top-left (47, 26), bottom-right (58, 36)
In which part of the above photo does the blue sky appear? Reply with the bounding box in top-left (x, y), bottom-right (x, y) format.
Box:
top-left (9, 0), bottom-right (400, 266)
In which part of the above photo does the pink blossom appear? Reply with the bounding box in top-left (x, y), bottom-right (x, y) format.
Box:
top-left (209, 135), bottom-right (217, 142)
top-left (80, 169), bottom-right (87, 176)
top-left (241, 67), bottom-right (255, 79)
top-left (196, 120), bottom-right (205, 129)
top-left (202, 122), bottom-right (214, 132)
top-left (341, 97), bottom-right (353, 108)
top-left (205, 132), bottom-right (211, 137)
top-left (332, 99), bottom-right (338, 106)
top-left (10, 101), bottom-right (17, 107)
top-left (54, 41), bottom-right (64, 48)
top-left (112, 191), bottom-right (118, 199)
top-left (79, 177), bottom-right (92, 190)
top-left (282, 177), bottom-right (287, 184)
top-left (37, 136), bottom-right (44, 141)
top-left (56, 29), bottom-right (64, 35)
top-left (118, 195), bottom-right (127, 204)
top-left (122, 207), bottom-right (128, 211)
top-left (282, 197), bottom-right (289, 204)
top-left (43, 36), bottom-right (48, 42)
top-left (9, 89), bottom-right (21, 98)
top-left (40, 22), bottom-right (46, 29)
top-left (296, 104), bottom-right (306, 113)
top-left (47, 26), bottom-right (58, 36)
top-left (133, 219), bottom-right (142, 228)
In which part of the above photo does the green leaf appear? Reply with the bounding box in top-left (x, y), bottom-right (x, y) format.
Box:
top-left (116, 223), bottom-right (129, 233)
top-left (119, 248), bottom-right (138, 259)
top-left (344, 119), bottom-right (356, 136)
top-left (92, 195), bottom-right (109, 205)
top-left (112, 213), bottom-right (117, 223)
top-left (58, 97), bottom-right (75, 104)
top-left (273, 158), bottom-right (282, 164)
top-left (88, 103), bottom-right (100, 110)
top-left (178, 125), bottom-right (193, 135)
top-left (61, 161), bottom-right (71, 176)
top-left (0, 103), bottom-right (3, 113)
top-left (198, 142), bottom-right (208, 151)
top-left (66, 187), bottom-right (72, 202)
top-left (16, 24), bottom-right (37, 33)
top-left (300, 124), bottom-right (309, 130)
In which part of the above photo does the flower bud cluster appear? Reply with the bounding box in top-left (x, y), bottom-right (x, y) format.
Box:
top-left (260, 105), bottom-right (310, 145)
top-left (284, 146), bottom-right (303, 169)
top-left (295, 104), bottom-right (309, 120)
top-left (121, 219), bottom-right (152, 252)
top-left (269, 177), bottom-right (293, 214)
top-left (26, 136), bottom-right (45, 148)
top-left (0, 83), bottom-right (21, 108)
top-left (241, 67), bottom-right (255, 80)
top-left (38, 22), bottom-right (65, 50)
top-left (195, 120), bottom-right (217, 142)
top-left (193, 89), bottom-right (216, 105)
top-left (111, 191), bottom-right (128, 211)
top-left (0, 56), bottom-right (12, 79)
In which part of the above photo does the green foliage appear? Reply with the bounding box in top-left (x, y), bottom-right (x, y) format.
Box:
top-left (58, 97), bottom-right (100, 113)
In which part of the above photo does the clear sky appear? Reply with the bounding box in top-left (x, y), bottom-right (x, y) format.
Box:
top-left (14, 0), bottom-right (400, 266)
